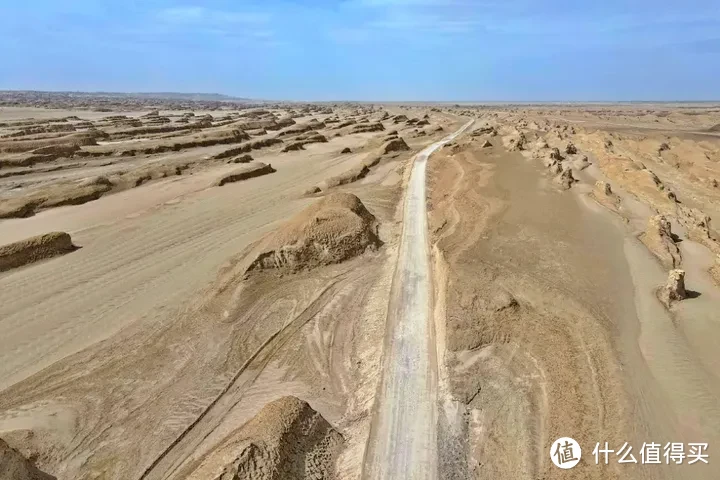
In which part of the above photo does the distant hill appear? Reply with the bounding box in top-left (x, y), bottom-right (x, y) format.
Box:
top-left (0, 90), bottom-right (253, 103)
top-left (96, 92), bottom-right (252, 102)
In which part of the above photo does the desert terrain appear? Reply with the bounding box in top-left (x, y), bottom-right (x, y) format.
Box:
top-left (1, 94), bottom-right (720, 480)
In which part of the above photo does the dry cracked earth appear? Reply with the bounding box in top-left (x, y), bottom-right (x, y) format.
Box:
top-left (1, 95), bottom-right (720, 480)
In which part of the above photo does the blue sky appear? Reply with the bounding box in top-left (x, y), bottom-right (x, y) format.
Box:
top-left (1, 0), bottom-right (719, 101)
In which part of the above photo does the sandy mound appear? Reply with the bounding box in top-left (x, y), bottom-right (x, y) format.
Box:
top-left (246, 193), bottom-right (381, 274)
top-left (187, 396), bottom-right (343, 480)
top-left (381, 137), bottom-right (409, 154)
top-left (640, 215), bottom-right (681, 268)
top-left (0, 232), bottom-right (76, 273)
top-left (0, 438), bottom-right (55, 480)
top-left (215, 163), bottom-right (276, 186)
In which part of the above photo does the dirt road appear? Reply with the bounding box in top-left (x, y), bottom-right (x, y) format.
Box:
top-left (363, 120), bottom-right (473, 480)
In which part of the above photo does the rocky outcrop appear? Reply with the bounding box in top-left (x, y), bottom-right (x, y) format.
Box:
top-left (554, 168), bottom-right (576, 190)
top-left (710, 255), bottom-right (720, 286)
top-left (212, 138), bottom-right (283, 160)
top-left (545, 158), bottom-right (562, 174)
top-left (511, 133), bottom-right (527, 151)
top-left (0, 438), bottom-right (55, 480)
top-left (595, 181), bottom-right (612, 196)
top-left (573, 155), bottom-right (590, 170)
top-left (0, 232), bottom-right (76, 272)
top-left (227, 154), bottom-right (254, 164)
top-left (186, 397), bottom-right (343, 480)
top-left (281, 134), bottom-right (327, 152)
top-left (640, 215), bottom-right (682, 268)
top-left (351, 122), bottom-right (384, 134)
top-left (381, 137), bottom-right (410, 154)
top-left (659, 269), bottom-right (687, 307)
top-left (549, 147), bottom-right (563, 161)
top-left (590, 180), bottom-right (623, 212)
top-left (471, 126), bottom-right (495, 137)
top-left (215, 163), bottom-right (276, 186)
top-left (677, 206), bottom-right (715, 249)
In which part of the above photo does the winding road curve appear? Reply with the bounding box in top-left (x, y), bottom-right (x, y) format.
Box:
top-left (363, 119), bottom-right (474, 480)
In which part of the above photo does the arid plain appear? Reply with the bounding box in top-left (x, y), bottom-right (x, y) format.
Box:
top-left (1, 94), bottom-right (720, 480)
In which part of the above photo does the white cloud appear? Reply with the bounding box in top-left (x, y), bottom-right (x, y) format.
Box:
top-left (339, 0), bottom-right (494, 38)
top-left (370, 14), bottom-right (481, 33)
top-left (327, 27), bottom-right (374, 44)
top-left (155, 5), bottom-right (273, 41)
top-left (349, 0), bottom-right (446, 6)
top-left (158, 6), bottom-right (206, 23)
top-left (157, 6), bottom-right (270, 26)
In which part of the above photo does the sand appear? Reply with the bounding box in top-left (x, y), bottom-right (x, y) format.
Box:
top-left (424, 104), bottom-right (720, 480)
top-left (2, 100), bottom-right (720, 480)
top-left (0, 103), bottom-right (463, 480)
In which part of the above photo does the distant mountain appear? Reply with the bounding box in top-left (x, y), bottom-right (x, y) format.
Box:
top-left (108, 92), bottom-right (253, 102)
top-left (0, 90), bottom-right (253, 103)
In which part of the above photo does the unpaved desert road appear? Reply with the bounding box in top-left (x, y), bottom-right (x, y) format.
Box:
top-left (363, 119), bottom-right (473, 480)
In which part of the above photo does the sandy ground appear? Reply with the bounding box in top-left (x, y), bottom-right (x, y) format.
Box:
top-left (426, 105), bottom-right (720, 480)
top-left (2, 101), bottom-right (720, 480)
top-left (0, 104), bottom-right (464, 480)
